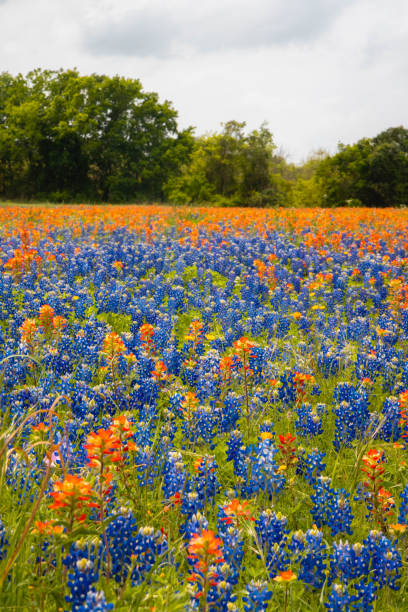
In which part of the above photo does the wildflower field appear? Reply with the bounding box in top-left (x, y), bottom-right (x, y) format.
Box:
top-left (1, 205), bottom-right (408, 611)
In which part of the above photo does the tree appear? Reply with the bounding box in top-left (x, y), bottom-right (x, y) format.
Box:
top-left (0, 69), bottom-right (193, 201)
top-left (164, 121), bottom-right (292, 206)
top-left (315, 127), bottom-right (408, 207)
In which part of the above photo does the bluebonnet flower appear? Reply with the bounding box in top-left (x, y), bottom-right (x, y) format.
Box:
top-left (298, 525), bottom-right (328, 590)
top-left (246, 438), bottom-right (285, 499)
top-left (295, 403), bottom-right (323, 438)
top-left (0, 518), bottom-right (8, 561)
top-left (329, 541), bottom-right (370, 583)
top-left (77, 590), bottom-right (114, 611)
top-left (227, 430), bottom-right (248, 480)
top-left (363, 530), bottom-right (402, 590)
top-left (64, 541), bottom-right (101, 612)
top-left (317, 346), bottom-right (342, 377)
top-left (243, 580), bottom-right (272, 612)
top-left (325, 583), bottom-right (351, 611)
top-left (130, 526), bottom-right (169, 585)
top-left (103, 510), bottom-right (138, 584)
top-left (332, 383), bottom-right (370, 451)
top-left (296, 448), bottom-right (326, 485)
top-left (255, 510), bottom-right (289, 576)
top-left (375, 396), bottom-right (401, 442)
top-left (219, 392), bottom-right (241, 433)
top-left (192, 455), bottom-right (220, 505)
top-left (310, 477), bottom-right (354, 536)
top-left (216, 522), bottom-right (244, 586)
top-left (181, 511), bottom-right (209, 540)
top-left (398, 484), bottom-right (408, 523)
top-left (181, 489), bottom-right (205, 518)
top-left (162, 451), bottom-right (187, 500)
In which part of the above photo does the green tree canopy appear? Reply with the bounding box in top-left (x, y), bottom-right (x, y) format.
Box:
top-left (316, 127), bottom-right (408, 207)
top-left (0, 69), bottom-right (193, 201)
top-left (164, 121), bottom-right (292, 206)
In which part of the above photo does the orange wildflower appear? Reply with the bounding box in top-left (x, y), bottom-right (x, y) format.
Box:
top-left (273, 570), bottom-right (297, 583)
top-left (361, 449), bottom-right (385, 482)
top-left (84, 429), bottom-right (122, 468)
top-left (278, 433), bottom-right (297, 467)
top-left (186, 320), bottom-right (204, 344)
top-left (221, 499), bottom-right (254, 523)
top-left (219, 356), bottom-right (233, 381)
top-left (233, 336), bottom-right (256, 355)
top-left (152, 360), bottom-right (168, 383)
top-left (180, 392), bottom-right (199, 417)
top-left (187, 530), bottom-right (224, 572)
top-left (33, 520), bottom-right (64, 536)
top-left (52, 315), bottom-right (67, 332)
top-left (49, 474), bottom-right (95, 523)
top-left (39, 304), bottom-right (55, 330)
top-left (140, 323), bottom-right (155, 347)
top-left (110, 414), bottom-right (133, 439)
top-left (101, 331), bottom-right (127, 361)
top-left (377, 487), bottom-right (395, 514)
top-left (389, 523), bottom-right (407, 534)
top-left (32, 422), bottom-right (49, 433)
top-left (20, 318), bottom-right (38, 345)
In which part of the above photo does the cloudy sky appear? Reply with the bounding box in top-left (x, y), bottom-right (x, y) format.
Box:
top-left (0, 0), bottom-right (407, 162)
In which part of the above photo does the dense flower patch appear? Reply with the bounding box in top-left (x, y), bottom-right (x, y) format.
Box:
top-left (0, 205), bottom-right (408, 610)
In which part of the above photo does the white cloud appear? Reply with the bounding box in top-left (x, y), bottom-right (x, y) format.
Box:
top-left (83, 0), bottom-right (352, 57)
top-left (0, 0), bottom-right (407, 162)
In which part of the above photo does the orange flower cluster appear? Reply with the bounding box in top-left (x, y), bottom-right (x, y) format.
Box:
top-left (253, 258), bottom-right (276, 287)
top-left (101, 331), bottom-right (127, 360)
top-left (19, 305), bottom-right (67, 346)
top-left (112, 260), bottom-right (123, 272)
top-left (49, 474), bottom-right (96, 524)
top-left (4, 247), bottom-right (42, 277)
top-left (139, 323), bottom-right (155, 351)
top-left (19, 318), bottom-right (38, 345)
top-left (187, 529), bottom-right (224, 574)
top-left (361, 449), bottom-right (394, 523)
top-left (39, 304), bottom-right (55, 331)
top-left (293, 372), bottom-right (315, 405)
top-left (219, 356), bottom-right (233, 382)
top-left (221, 499), bottom-right (254, 524)
top-left (273, 569), bottom-right (297, 583)
top-left (233, 336), bottom-right (256, 356)
top-left (376, 488), bottom-right (395, 516)
top-left (278, 433), bottom-right (297, 468)
top-left (110, 414), bottom-right (137, 449)
top-left (84, 428), bottom-right (123, 469)
top-left (1, 206), bottom-right (408, 256)
top-left (32, 520), bottom-right (64, 536)
top-left (151, 360), bottom-right (168, 384)
top-left (100, 332), bottom-right (136, 377)
top-left (361, 449), bottom-right (385, 484)
top-left (185, 320), bottom-right (204, 345)
top-left (180, 391), bottom-right (199, 419)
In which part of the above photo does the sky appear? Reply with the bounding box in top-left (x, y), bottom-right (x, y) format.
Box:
top-left (0, 0), bottom-right (407, 163)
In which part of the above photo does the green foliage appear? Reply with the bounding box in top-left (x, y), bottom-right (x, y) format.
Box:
top-left (1, 66), bottom-right (407, 209)
top-left (290, 176), bottom-right (325, 208)
top-left (96, 312), bottom-right (132, 333)
top-left (316, 127), bottom-right (408, 207)
top-left (164, 120), bottom-right (292, 206)
top-left (0, 69), bottom-right (194, 202)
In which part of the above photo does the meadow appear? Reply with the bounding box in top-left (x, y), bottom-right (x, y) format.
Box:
top-left (0, 205), bottom-right (407, 611)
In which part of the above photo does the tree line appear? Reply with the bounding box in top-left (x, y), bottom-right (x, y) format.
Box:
top-left (0, 69), bottom-right (407, 206)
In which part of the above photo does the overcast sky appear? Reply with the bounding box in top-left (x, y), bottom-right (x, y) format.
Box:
top-left (1, 0), bottom-right (407, 162)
